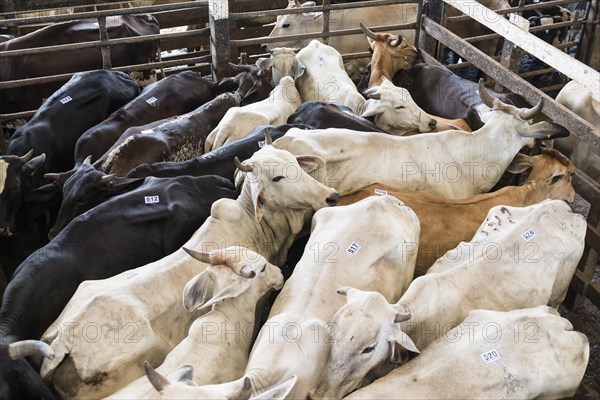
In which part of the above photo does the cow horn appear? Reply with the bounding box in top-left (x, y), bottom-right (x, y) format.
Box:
top-left (478, 79), bottom-right (495, 108)
top-left (100, 173), bottom-right (116, 184)
top-left (82, 155), bottom-right (92, 165)
top-left (183, 247), bottom-right (212, 264)
top-left (19, 149), bottom-right (34, 163)
top-left (519, 98), bottom-right (544, 120)
top-left (44, 173), bottom-right (62, 182)
top-left (360, 22), bottom-right (379, 41)
top-left (389, 34), bottom-right (404, 47)
top-left (8, 340), bottom-right (55, 360)
top-left (144, 361), bottom-right (170, 392)
top-left (235, 157), bottom-right (253, 173)
top-left (264, 131), bottom-right (273, 145)
top-left (293, 0), bottom-right (301, 7)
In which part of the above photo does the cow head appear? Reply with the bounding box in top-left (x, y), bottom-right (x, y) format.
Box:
top-left (145, 363), bottom-right (297, 400)
top-left (182, 246), bottom-right (284, 313)
top-left (361, 77), bottom-right (437, 134)
top-left (234, 132), bottom-right (339, 223)
top-left (256, 47), bottom-right (305, 85)
top-left (309, 287), bottom-right (418, 400)
top-left (477, 80), bottom-right (569, 145)
top-left (42, 157), bottom-right (142, 240)
top-left (0, 340), bottom-right (57, 400)
top-left (228, 64), bottom-right (274, 105)
top-left (0, 150), bottom-right (46, 236)
top-left (360, 23), bottom-right (418, 87)
top-left (506, 148), bottom-right (576, 203)
top-left (262, 0), bottom-right (319, 52)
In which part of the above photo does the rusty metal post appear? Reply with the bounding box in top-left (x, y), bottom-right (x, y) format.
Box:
top-left (97, 16), bottom-right (113, 69)
top-left (209, 0), bottom-right (231, 81)
top-left (322, 0), bottom-right (331, 45)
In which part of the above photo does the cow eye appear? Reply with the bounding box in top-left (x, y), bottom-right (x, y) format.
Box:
top-left (362, 346), bottom-right (375, 354)
top-left (395, 105), bottom-right (406, 110)
top-left (282, 22), bottom-right (290, 28)
top-left (549, 174), bottom-right (564, 185)
top-left (272, 176), bottom-right (285, 182)
top-left (261, 264), bottom-right (266, 272)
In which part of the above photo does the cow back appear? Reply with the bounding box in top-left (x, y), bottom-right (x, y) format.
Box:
top-left (287, 102), bottom-right (388, 133)
top-left (75, 71), bottom-right (217, 163)
top-left (8, 70), bottom-right (140, 173)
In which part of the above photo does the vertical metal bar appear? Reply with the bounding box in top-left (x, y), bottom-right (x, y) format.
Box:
top-left (209, 0), bottom-right (231, 81)
top-left (577, 0), bottom-right (599, 67)
top-left (419, 0), bottom-right (442, 57)
top-left (322, 0), bottom-right (331, 45)
top-left (98, 16), bottom-right (113, 69)
top-left (414, 1), bottom-right (424, 48)
top-left (435, 2), bottom-right (447, 61)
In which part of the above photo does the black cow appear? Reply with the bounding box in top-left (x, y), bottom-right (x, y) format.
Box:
top-left (127, 124), bottom-right (308, 180)
top-left (0, 15), bottom-right (158, 114)
top-left (383, 63), bottom-right (528, 129)
top-left (287, 102), bottom-right (389, 132)
top-left (0, 174), bottom-right (237, 400)
top-left (97, 65), bottom-right (273, 176)
top-left (0, 70), bottom-right (140, 236)
top-left (75, 71), bottom-right (236, 164)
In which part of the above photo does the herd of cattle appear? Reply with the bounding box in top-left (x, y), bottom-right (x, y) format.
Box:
top-left (1, 1), bottom-right (599, 399)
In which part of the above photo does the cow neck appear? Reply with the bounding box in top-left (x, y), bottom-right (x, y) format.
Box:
top-left (237, 183), bottom-right (307, 266)
top-left (204, 295), bottom-right (257, 348)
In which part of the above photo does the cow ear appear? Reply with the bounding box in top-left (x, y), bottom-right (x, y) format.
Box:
top-left (361, 100), bottom-right (384, 118)
top-left (252, 375), bottom-right (297, 399)
top-left (14, 358), bottom-right (57, 400)
top-left (24, 183), bottom-right (59, 203)
top-left (256, 57), bottom-right (273, 71)
top-left (167, 364), bottom-right (196, 386)
top-left (182, 269), bottom-right (215, 312)
top-left (227, 377), bottom-right (252, 400)
top-left (294, 59), bottom-right (306, 79)
top-left (196, 280), bottom-right (252, 312)
top-left (103, 177), bottom-right (145, 193)
top-left (388, 328), bottom-right (419, 365)
top-left (506, 153), bottom-right (535, 174)
top-left (22, 154), bottom-right (46, 175)
top-left (296, 155), bottom-right (325, 173)
top-left (250, 180), bottom-right (266, 223)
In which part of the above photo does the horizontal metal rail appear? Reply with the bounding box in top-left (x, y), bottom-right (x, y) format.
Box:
top-left (445, 0), bottom-right (583, 23)
top-left (0, 55), bottom-right (211, 89)
top-left (0, 1), bottom-right (208, 26)
top-left (464, 18), bottom-right (587, 44)
top-left (228, 0), bottom-right (420, 20)
top-left (230, 22), bottom-right (417, 47)
top-left (0, 27), bottom-right (209, 58)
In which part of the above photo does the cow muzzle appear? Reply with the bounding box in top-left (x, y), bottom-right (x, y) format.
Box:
top-left (326, 191), bottom-right (340, 206)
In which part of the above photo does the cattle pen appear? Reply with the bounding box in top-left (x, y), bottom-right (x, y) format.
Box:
top-left (1, 0), bottom-right (600, 396)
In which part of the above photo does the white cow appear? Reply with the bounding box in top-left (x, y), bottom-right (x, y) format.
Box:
top-left (555, 80), bottom-right (600, 181)
top-left (274, 84), bottom-right (570, 197)
top-left (40, 144), bottom-right (339, 399)
top-left (345, 306), bottom-right (589, 399)
top-left (204, 76), bottom-right (302, 152)
top-left (106, 246), bottom-right (284, 399)
top-left (147, 195), bottom-right (420, 399)
top-left (361, 77), bottom-right (437, 134)
top-left (264, 0), bottom-right (418, 78)
top-left (310, 199), bottom-right (586, 399)
top-left (294, 40), bottom-right (367, 114)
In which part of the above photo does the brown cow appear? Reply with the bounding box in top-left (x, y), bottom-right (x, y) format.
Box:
top-left (338, 148), bottom-right (576, 275)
